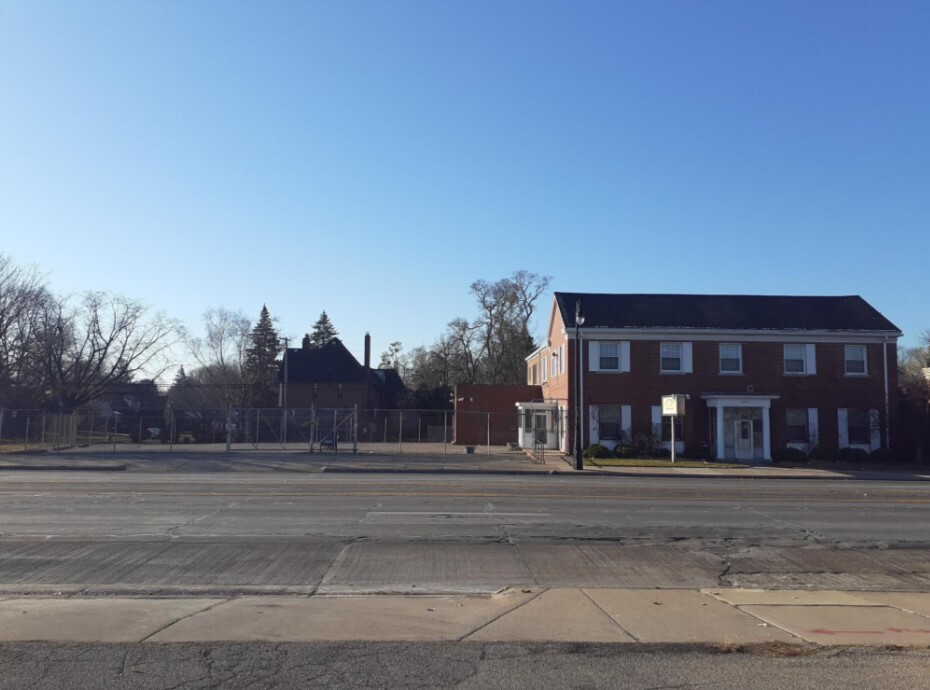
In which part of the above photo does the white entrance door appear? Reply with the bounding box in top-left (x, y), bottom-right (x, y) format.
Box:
top-left (734, 420), bottom-right (753, 460)
top-left (534, 413), bottom-right (548, 445)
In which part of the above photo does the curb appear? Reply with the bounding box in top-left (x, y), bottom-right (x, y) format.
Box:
top-left (0, 464), bottom-right (128, 472)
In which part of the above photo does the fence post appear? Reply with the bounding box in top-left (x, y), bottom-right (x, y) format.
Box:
top-left (41, 414), bottom-right (46, 449)
top-left (25, 416), bottom-right (30, 452)
top-left (89, 414), bottom-right (94, 449)
top-left (443, 410), bottom-right (448, 455)
top-left (398, 410), bottom-right (403, 453)
top-left (487, 413), bottom-right (491, 456)
top-left (225, 407), bottom-right (232, 453)
top-left (352, 404), bottom-right (358, 454)
top-left (333, 408), bottom-right (338, 453)
top-left (112, 413), bottom-right (118, 452)
top-left (170, 411), bottom-right (175, 452)
top-left (310, 405), bottom-right (316, 453)
top-left (0, 407), bottom-right (4, 453)
top-left (138, 416), bottom-right (143, 449)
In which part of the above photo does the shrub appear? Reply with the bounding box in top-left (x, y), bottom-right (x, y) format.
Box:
top-left (686, 443), bottom-right (711, 461)
top-left (808, 447), bottom-right (838, 463)
top-left (869, 448), bottom-right (894, 464)
top-left (652, 447), bottom-right (671, 459)
top-left (838, 447), bottom-right (870, 464)
top-left (583, 444), bottom-right (612, 459)
top-left (630, 430), bottom-right (658, 457)
top-left (614, 445), bottom-right (636, 459)
top-left (772, 447), bottom-right (809, 465)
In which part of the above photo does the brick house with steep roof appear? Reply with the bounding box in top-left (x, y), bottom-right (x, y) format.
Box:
top-left (278, 334), bottom-right (405, 410)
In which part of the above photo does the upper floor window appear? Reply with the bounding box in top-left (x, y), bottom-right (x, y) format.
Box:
top-left (784, 344), bottom-right (806, 374)
top-left (845, 345), bottom-right (867, 375)
top-left (599, 342), bottom-right (620, 370)
top-left (719, 343), bottom-right (742, 373)
top-left (529, 363), bottom-right (538, 385)
top-left (559, 345), bottom-right (565, 375)
top-left (660, 343), bottom-right (682, 372)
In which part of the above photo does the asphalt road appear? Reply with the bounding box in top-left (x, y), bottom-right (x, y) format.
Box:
top-left (2, 642), bottom-right (928, 690)
top-left (1, 472), bottom-right (929, 592)
top-left (2, 472), bottom-right (930, 542)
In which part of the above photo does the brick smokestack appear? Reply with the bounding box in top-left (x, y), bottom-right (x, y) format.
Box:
top-left (364, 332), bottom-right (371, 369)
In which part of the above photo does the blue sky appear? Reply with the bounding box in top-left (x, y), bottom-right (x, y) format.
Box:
top-left (1, 0), bottom-right (927, 368)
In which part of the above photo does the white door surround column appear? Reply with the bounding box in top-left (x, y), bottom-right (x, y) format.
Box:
top-left (702, 394), bottom-right (779, 462)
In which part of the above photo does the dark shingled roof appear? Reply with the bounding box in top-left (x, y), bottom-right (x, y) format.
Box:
top-left (555, 293), bottom-right (900, 333)
top-left (278, 338), bottom-right (407, 397)
top-left (280, 339), bottom-right (368, 383)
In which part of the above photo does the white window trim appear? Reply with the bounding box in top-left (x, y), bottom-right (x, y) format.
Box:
top-left (844, 345), bottom-right (868, 377)
top-left (559, 344), bottom-right (565, 376)
top-left (660, 342), bottom-right (692, 374)
top-left (589, 341), bottom-right (631, 373)
top-left (784, 343), bottom-right (816, 376)
top-left (541, 353), bottom-right (548, 383)
top-left (719, 343), bottom-right (742, 374)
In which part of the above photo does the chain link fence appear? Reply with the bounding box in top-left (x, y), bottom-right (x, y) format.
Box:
top-left (0, 406), bottom-right (539, 456)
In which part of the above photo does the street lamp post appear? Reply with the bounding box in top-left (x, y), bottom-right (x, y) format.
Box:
top-left (575, 299), bottom-right (585, 471)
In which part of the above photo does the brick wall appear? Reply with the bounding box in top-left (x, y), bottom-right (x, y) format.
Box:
top-left (542, 337), bottom-right (897, 453)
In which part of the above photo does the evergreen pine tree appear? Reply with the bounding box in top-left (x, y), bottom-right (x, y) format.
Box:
top-left (244, 305), bottom-right (281, 406)
top-left (308, 310), bottom-right (339, 348)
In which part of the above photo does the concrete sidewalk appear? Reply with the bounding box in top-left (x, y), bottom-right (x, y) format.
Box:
top-left (2, 588), bottom-right (930, 647)
top-left (1, 447), bottom-right (928, 481)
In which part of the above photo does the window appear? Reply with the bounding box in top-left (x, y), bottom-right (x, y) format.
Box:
top-left (661, 343), bottom-right (682, 372)
top-left (784, 344), bottom-right (806, 374)
top-left (661, 415), bottom-right (683, 442)
top-left (599, 342), bottom-right (620, 370)
top-left (529, 364), bottom-right (538, 385)
top-left (847, 409), bottom-right (869, 445)
top-left (599, 405), bottom-right (621, 440)
top-left (719, 343), bottom-right (742, 373)
top-left (559, 345), bottom-right (565, 375)
top-left (786, 408), bottom-right (809, 443)
top-left (845, 345), bottom-right (867, 375)
top-left (541, 356), bottom-right (547, 382)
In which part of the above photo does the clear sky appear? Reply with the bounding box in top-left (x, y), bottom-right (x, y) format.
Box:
top-left (1, 0), bottom-right (928, 369)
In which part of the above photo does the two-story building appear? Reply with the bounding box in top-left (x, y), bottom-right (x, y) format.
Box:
top-left (519, 292), bottom-right (901, 462)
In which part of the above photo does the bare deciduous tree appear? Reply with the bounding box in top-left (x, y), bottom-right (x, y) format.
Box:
top-left (36, 292), bottom-right (182, 408)
top-left (187, 307), bottom-right (252, 409)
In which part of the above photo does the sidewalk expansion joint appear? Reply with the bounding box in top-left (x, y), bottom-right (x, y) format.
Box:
top-left (457, 588), bottom-right (548, 642)
top-left (580, 588), bottom-right (641, 642)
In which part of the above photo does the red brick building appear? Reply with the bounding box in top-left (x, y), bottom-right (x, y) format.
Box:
top-left (523, 293), bottom-right (901, 462)
top-left (453, 384), bottom-right (542, 446)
